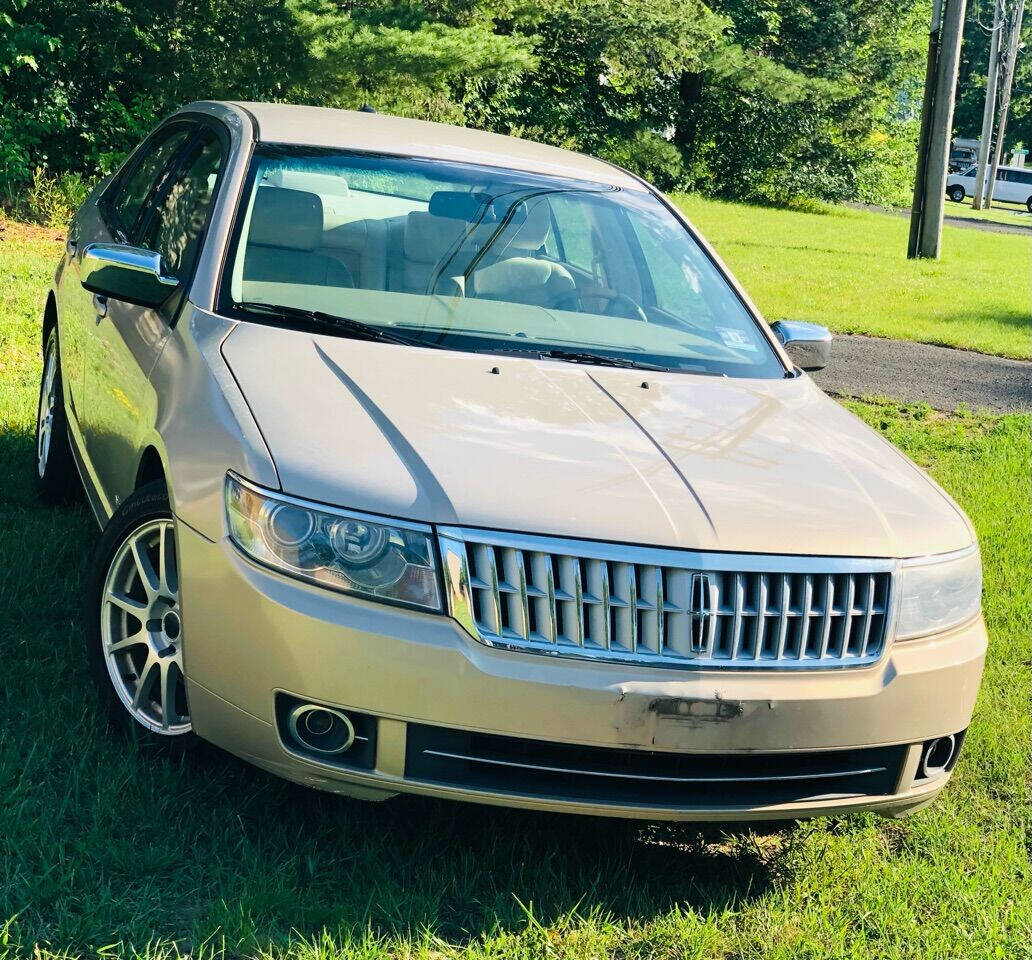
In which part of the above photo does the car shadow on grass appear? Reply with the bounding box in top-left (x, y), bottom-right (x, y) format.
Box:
top-left (0, 426), bottom-right (793, 951)
top-left (177, 741), bottom-right (792, 947)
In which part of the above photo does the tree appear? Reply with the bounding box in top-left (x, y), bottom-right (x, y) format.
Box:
top-left (1, 0), bottom-right (935, 211)
top-left (672, 0), bottom-right (929, 205)
top-left (288, 0), bottom-right (536, 122)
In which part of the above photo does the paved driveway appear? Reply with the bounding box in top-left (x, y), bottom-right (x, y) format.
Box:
top-left (811, 334), bottom-right (1032, 414)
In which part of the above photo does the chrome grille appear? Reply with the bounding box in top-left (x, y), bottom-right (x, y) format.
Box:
top-left (439, 529), bottom-right (894, 669)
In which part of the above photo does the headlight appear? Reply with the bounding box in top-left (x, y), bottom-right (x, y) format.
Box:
top-left (896, 546), bottom-right (982, 640)
top-left (225, 473), bottom-right (442, 611)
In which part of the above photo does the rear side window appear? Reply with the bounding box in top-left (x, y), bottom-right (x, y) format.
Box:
top-left (107, 127), bottom-right (193, 241)
top-left (141, 130), bottom-right (223, 280)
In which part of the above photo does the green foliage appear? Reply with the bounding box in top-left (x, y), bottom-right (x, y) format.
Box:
top-left (674, 0), bottom-right (928, 206)
top-left (288, 0), bottom-right (536, 122)
top-left (18, 166), bottom-right (91, 227)
top-left (598, 131), bottom-right (686, 191)
top-left (0, 0), bottom-right (929, 212)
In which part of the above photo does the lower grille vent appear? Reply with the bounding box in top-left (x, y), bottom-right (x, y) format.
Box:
top-left (406, 724), bottom-right (904, 807)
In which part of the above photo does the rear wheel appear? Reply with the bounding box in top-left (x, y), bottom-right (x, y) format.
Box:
top-left (1026, 196), bottom-right (1032, 213)
top-left (85, 483), bottom-right (196, 750)
top-left (35, 327), bottom-right (79, 503)
top-left (947, 185), bottom-right (965, 203)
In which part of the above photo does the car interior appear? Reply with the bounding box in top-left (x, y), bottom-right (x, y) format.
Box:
top-left (240, 183), bottom-right (641, 317)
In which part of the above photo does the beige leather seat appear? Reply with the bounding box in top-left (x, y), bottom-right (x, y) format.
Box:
top-left (392, 211), bottom-right (478, 295)
top-left (322, 218), bottom-right (389, 290)
top-left (470, 199), bottom-right (577, 308)
top-left (243, 187), bottom-right (354, 288)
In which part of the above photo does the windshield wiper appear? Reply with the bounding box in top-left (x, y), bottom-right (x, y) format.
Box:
top-left (235, 301), bottom-right (429, 348)
top-left (540, 349), bottom-right (668, 371)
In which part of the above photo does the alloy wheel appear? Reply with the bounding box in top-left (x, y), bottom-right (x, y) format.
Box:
top-left (36, 342), bottom-right (58, 478)
top-left (100, 518), bottom-right (191, 735)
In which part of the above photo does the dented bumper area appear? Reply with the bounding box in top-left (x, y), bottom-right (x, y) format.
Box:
top-left (178, 522), bottom-right (987, 822)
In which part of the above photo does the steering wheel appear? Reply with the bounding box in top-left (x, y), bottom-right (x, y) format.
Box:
top-left (582, 286), bottom-right (649, 324)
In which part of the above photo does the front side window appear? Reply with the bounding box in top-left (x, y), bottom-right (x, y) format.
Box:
top-left (141, 130), bottom-right (223, 280)
top-left (220, 147), bottom-right (785, 378)
top-left (107, 126), bottom-right (193, 242)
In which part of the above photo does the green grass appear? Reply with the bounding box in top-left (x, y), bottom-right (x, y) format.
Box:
top-left (676, 195), bottom-right (1032, 359)
top-left (943, 196), bottom-right (1032, 228)
top-left (0, 217), bottom-right (1030, 959)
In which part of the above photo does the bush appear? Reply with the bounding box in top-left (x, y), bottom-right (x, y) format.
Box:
top-left (18, 167), bottom-right (91, 227)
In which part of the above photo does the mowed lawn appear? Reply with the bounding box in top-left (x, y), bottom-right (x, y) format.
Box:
top-left (677, 195), bottom-right (1032, 359)
top-left (942, 196), bottom-right (1032, 229)
top-left (0, 216), bottom-right (1030, 959)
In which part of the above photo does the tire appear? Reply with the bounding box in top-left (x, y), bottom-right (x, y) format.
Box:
top-left (85, 481), bottom-right (197, 751)
top-left (1026, 196), bottom-right (1032, 213)
top-left (947, 185), bottom-right (965, 203)
top-left (35, 326), bottom-right (80, 503)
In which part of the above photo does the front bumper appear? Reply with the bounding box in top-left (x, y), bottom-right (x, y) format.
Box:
top-left (178, 522), bottom-right (987, 821)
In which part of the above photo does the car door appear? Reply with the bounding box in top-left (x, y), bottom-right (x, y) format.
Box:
top-left (1015, 169), bottom-right (1032, 206)
top-left (999, 169), bottom-right (1027, 204)
top-left (80, 124), bottom-right (225, 514)
top-left (65, 123), bottom-right (196, 502)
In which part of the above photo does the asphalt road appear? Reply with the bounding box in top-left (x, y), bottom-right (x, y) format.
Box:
top-left (847, 202), bottom-right (1032, 235)
top-left (811, 334), bottom-right (1032, 414)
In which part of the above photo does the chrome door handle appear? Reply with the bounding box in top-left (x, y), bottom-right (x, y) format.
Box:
top-left (92, 294), bottom-right (108, 319)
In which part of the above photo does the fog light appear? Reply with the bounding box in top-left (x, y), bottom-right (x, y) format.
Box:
top-left (287, 703), bottom-right (356, 755)
top-left (920, 734), bottom-right (957, 779)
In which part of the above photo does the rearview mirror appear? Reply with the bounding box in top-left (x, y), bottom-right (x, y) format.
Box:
top-left (427, 190), bottom-right (496, 222)
top-left (770, 320), bottom-right (832, 372)
top-left (80, 243), bottom-right (180, 308)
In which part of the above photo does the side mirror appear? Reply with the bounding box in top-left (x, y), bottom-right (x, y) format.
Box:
top-left (770, 320), bottom-right (832, 372)
top-left (80, 243), bottom-right (180, 308)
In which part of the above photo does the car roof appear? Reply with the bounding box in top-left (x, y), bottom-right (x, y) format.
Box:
top-left (224, 101), bottom-right (642, 190)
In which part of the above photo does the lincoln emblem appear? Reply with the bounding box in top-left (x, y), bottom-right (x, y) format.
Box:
top-left (689, 573), bottom-right (714, 652)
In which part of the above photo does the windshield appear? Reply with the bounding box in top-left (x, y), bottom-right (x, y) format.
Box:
top-left (220, 146), bottom-right (786, 378)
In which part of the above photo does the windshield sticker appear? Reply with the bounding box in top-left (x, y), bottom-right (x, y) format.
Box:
top-left (717, 327), bottom-right (758, 351)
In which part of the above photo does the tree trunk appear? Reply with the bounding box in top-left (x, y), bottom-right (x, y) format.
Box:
top-left (674, 71), bottom-right (705, 165)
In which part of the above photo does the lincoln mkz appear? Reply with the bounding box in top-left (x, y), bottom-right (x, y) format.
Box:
top-left (37, 102), bottom-right (985, 821)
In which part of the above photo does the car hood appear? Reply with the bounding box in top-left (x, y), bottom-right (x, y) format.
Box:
top-left (221, 323), bottom-right (973, 558)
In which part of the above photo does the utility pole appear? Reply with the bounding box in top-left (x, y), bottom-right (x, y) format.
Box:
top-left (909, 0), bottom-right (944, 257)
top-left (986, 0), bottom-right (1026, 206)
top-left (972, 0), bottom-right (1005, 209)
top-left (909, 0), bottom-right (969, 259)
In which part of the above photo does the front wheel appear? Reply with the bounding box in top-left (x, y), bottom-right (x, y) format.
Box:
top-left (85, 482), bottom-right (196, 749)
top-left (947, 185), bottom-right (965, 203)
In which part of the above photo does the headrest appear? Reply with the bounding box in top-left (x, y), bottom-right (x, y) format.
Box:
top-left (404, 211), bottom-right (469, 263)
top-left (490, 197), bottom-right (551, 252)
top-left (249, 187), bottom-right (323, 251)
